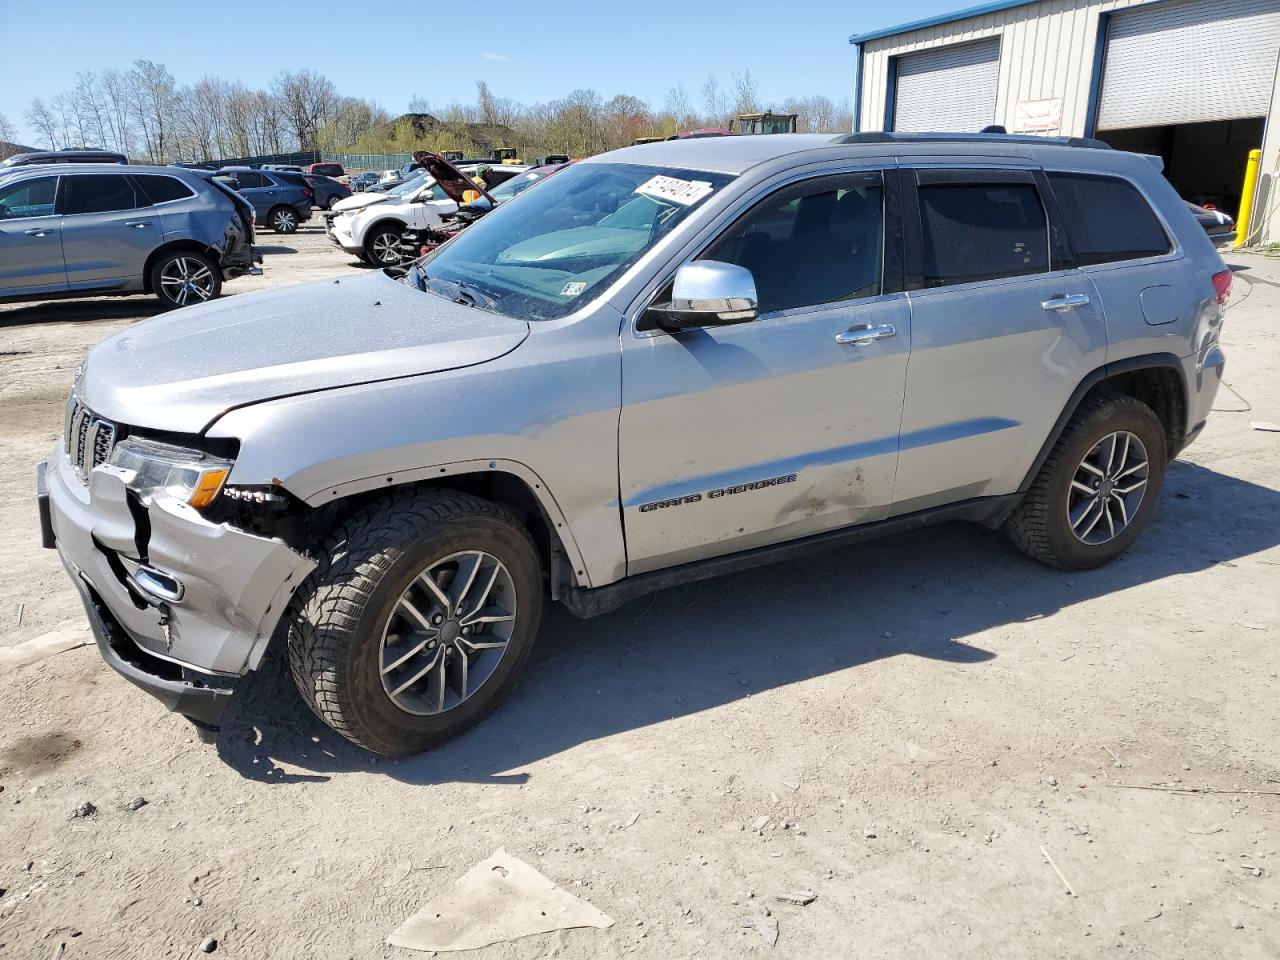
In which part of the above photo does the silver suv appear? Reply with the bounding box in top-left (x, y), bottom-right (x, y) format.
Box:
top-left (0, 164), bottom-right (259, 309)
top-left (38, 133), bottom-right (1229, 755)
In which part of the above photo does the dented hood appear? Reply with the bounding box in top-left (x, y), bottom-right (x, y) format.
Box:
top-left (78, 271), bottom-right (529, 433)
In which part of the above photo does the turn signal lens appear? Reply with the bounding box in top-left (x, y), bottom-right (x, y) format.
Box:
top-left (189, 468), bottom-right (230, 508)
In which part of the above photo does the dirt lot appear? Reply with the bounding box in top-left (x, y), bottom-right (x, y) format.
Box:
top-left (1, 229), bottom-right (1277, 959)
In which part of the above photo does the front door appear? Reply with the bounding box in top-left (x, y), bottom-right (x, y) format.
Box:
top-left (0, 175), bottom-right (65, 295)
top-left (58, 173), bottom-right (158, 289)
top-left (619, 170), bottom-right (911, 574)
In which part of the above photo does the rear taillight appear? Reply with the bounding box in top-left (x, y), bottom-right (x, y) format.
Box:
top-left (1212, 268), bottom-right (1233, 305)
top-left (303, 187), bottom-right (314, 199)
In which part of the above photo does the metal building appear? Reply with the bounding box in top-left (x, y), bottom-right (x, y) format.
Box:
top-left (849, 0), bottom-right (1280, 241)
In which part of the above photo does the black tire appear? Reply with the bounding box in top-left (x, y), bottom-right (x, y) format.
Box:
top-left (149, 249), bottom-right (222, 310)
top-left (1006, 393), bottom-right (1167, 570)
top-left (287, 489), bottom-right (543, 756)
top-left (326, 193), bottom-right (342, 210)
top-left (364, 224), bottom-right (404, 265)
top-left (268, 205), bottom-right (299, 233)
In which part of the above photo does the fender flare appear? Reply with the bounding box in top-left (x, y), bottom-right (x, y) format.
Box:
top-left (301, 457), bottom-right (594, 588)
top-left (1017, 352), bottom-right (1187, 494)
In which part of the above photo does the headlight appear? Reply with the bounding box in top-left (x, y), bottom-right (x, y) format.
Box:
top-left (108, 438), bottom-right (232, 509)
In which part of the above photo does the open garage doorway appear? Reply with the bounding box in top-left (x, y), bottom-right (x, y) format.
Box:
top-left (1097, 118), bottom-right (1265, 213)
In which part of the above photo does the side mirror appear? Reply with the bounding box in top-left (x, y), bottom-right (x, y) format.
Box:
top-left (644, 261), bottom-right (758, 332)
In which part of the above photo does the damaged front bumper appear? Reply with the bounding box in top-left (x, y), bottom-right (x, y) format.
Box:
top-left (39, 447), bottom-right (315, 737)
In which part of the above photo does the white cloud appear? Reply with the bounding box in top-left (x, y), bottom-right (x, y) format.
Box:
top-left (483, 52), bottom-right (511, 62)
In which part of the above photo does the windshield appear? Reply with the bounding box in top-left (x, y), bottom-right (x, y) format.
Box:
top-left (388, 172), bottom-right (431, 197)
top-left (412, 163), bottom-right (733, 322)
top-left (489, 170), bottom-right (548, 202)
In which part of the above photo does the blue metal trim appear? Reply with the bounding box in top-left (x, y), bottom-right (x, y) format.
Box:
top-left (848, 0), bottom-right (1034, 44)
top-left (853, 41), bottom-right (865, 132)
top-left (1082, 10), bottom-right (1112, 137)
top-left (884, 55), bottom-right (899, 132)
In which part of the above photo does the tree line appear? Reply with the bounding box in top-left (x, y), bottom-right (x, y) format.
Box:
top-left (3, 62), bottom-right (852, 164)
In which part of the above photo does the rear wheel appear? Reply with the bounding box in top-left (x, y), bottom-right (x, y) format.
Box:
top-left (326, 193), bottom-right (342, 210)
top-left (269, 205), bottom-right (299, 233)
top-left (1006, 394), bottom-right (1167, 569)
top-left (287, 490), bottom-right (543, 756)
top-left (151, 250), bottom-right (221, 309)
top-left (364, 224), bottom-right (404, 265)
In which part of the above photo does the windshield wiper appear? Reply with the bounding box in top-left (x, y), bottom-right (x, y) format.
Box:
top-left (422, 276), bottom-right (497, 309)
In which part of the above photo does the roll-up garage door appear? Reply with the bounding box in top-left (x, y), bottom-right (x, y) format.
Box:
top-left (1097, 0), bottom-right (1280, 130)
top-left (892, 38), bottom-right (1000, 133)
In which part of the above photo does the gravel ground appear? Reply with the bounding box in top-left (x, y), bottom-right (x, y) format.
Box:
top-left (0, 231), bottom-right (1277, 959)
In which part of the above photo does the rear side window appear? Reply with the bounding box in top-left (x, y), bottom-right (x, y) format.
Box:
top-left (232, 172), bottom-right (265, 189)
top-left (133, 174), bottom-right (196, 205)
top-left (58, 174), bottom-right (142, 215)
top-left (1048, 172), bottom-right (1171, 265)
top-left (918, 182), bottom-right (1049, 287)
top-left (312, 164), bottom-right (343, 177)
top-left (0, 177), bottom-right (57, 218)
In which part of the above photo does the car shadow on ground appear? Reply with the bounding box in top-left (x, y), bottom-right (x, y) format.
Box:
top-left (255, 245), bottom-right (297, 255)
top-left (0, 297), bottom-right (165, 329)
top-left (215, 460), bottom-right (1280, 786)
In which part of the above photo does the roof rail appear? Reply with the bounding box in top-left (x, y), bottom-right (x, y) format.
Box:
top-left (831, 132), bottom-right (1112, 150)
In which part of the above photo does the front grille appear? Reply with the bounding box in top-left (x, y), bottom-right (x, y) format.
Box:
top-left (64, 394), bottom-right (119, 481)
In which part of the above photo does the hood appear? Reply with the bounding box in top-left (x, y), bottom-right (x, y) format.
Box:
top-left (331, 191), bottom-right (394, 213)
top-left (79, 271), bottom-right (529, 433)
top-left (413, 151), bottom-right (495, 205)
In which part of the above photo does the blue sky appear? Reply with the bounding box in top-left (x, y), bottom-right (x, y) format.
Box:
top-left (1, 0), bottom-right (964, 144)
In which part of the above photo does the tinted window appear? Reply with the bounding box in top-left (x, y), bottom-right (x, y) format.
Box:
top-left (59, 174), bottom-right (141, 215)
top-left (232, 171), bottom-right (265, 189)
top-left (918, 182), bottom-right (1049, 287)
top-left (133, 174), bottom-right (195, 204)
top-left (0, 177), bottom-right (57, 218)
top-left (1048, 172), bottom-right (1171, 265)
top-left (312, 164), bottom-right (343, 177)
top-left (702, 175), bottom-right (884, 313)
top-left (271, 172), bottom-right (307, 188)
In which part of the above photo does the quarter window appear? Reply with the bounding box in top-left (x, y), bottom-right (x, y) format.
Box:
top-left (701, 175), bottom-right (885, 313)
top-left (133, 174), bottom-right (195, 204)
top-left (917, 182), bottom-right (1049, 287)
top-left (58, 174), bottom-right (142, 215)
top-left (0, 177), bottom-right (57, 219)
top-left (1047, 172), bottom-right (1171, 265)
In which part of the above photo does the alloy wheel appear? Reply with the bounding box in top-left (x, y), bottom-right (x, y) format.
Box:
top-left (378, 550), bottom-right (517, 715)
top-left (1067, 430), bottom-right (1150, 545)
top-left (371, 231), bottom-right (401, 264)
top-left (273, 209), bottom-right (297, 231)
top-left (158, 257), bottom-right (216, 306)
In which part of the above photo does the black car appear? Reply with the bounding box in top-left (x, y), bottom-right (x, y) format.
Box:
top-left (302, 173), bottom-right (351, 210)
top-left (1188, 202), bottom-right (1235, 245)
top-left (1, 148), bottom-right (128, 168)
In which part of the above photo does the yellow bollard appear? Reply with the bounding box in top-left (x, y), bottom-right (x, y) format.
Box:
top-left (1234, 148), bottom-right (1262, 247)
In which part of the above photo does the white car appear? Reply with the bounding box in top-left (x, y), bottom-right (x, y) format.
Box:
top-left (327, 165), bottom-right (529, 264)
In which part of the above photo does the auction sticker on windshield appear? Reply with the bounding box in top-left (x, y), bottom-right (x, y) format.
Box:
top-left (635, 175), bottom-right (714, 206)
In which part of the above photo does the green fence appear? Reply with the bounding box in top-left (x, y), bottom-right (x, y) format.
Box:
top-left (320, 151), bottom-right (415, 173)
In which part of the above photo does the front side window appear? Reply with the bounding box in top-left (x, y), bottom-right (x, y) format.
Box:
top-left (0, 177), bottom-right (57, 219)
top-left (414, 163), bottom-right (733, 321)
top-left (701, 174), bottom-right (884, 313)
top-left (1048, 172), bottom-right (1171, 265)
top-left (918, 181), bottom-right (1049, 287)
top-left (58, 174), bottom-right (141, 215)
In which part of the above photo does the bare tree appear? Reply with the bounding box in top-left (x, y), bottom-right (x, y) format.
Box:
top-left (273, 69), bottom-right (337, 152)
top-left (700, 74), bottom-right (728, 127)
top-left (99, 69), bottom-right (134, 154)
top-left (25, 98), bottom-right (60, 148)
top-left (130, 59), bottom-right (178, 162)
top-left (730, 69), bottom-right (759, 117)
top-left (0, 112), bottom-right (16, 144)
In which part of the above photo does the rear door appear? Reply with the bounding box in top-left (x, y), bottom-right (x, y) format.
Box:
top-left (619, 168), bottom-right (912, 574)
top-left (892, 166), bottom-right (1108, 512)
top-left (0, 175), bottom-right (65, 295)
top-left (57, 173), bottom-right (158, 289)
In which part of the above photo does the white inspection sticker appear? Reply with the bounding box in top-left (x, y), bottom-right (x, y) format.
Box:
top-left (635, 175), bottom-right (714, 206)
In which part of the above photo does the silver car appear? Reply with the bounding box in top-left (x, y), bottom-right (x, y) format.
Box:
top-left (39, 133), bottom-right (1229, 755)
top-left (0, 163), bottom-right (259, 309)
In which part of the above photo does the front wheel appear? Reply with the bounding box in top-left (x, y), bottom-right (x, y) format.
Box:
top-left (269, 205), bottom-right (299, 233)
top-left (364, 225), bottom-right (404, 265)
top-left (287, 490), bottom-right (543, 756)
top-left (151, 250), bottom-right (221, 309)
top-left (1006, 393), bottom-right (1167, 569)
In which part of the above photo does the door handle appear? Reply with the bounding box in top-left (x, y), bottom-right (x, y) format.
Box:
top-left (124, 220), bottom-right (151, 229)
top-left (1041, 293), bottom-right (1091, 312)
top-left (24, 227), bottom-right (51, 237)
top-left (836, 323), bottom-right (897, 346)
